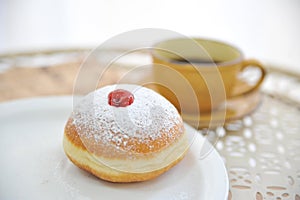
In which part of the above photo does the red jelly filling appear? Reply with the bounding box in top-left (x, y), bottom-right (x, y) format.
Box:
top-left (108, 89), bottom-right (134, 107)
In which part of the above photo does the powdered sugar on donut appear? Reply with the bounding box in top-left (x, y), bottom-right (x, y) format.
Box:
top-left (71, 84), bottom-right (184, 155)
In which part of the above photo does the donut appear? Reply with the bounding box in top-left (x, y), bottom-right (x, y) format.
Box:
top-left (63, 84), bottom-right (189, 182)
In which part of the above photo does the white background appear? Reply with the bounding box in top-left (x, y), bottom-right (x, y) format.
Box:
top-left (0, 0), bottom-right (299, 72)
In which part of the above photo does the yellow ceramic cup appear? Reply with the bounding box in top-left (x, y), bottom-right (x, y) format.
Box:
top-left (151, 38), bottom-right (266, 114)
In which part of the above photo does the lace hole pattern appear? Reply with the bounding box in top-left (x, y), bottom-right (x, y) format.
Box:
top-left (214, 70), bottom-right (300, 200)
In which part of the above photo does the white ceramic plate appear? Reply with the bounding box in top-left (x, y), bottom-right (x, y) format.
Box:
top-left (0, 97), bottom-right (228, 200)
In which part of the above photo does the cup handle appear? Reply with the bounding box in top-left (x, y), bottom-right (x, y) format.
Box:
top-left (230, 59), bottom-right (266, 97)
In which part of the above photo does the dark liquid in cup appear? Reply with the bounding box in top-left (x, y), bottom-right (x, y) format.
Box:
top-left (172, 58), bottom-right (222, 64)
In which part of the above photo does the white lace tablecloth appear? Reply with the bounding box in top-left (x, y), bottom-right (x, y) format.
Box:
top-left (0, 51), bottom-right (299, 200)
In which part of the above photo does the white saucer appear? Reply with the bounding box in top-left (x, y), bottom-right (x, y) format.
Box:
top-left (182, 82), bottom-right (262, 129)
top-left (0, 97), bottom-right (228, 200)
